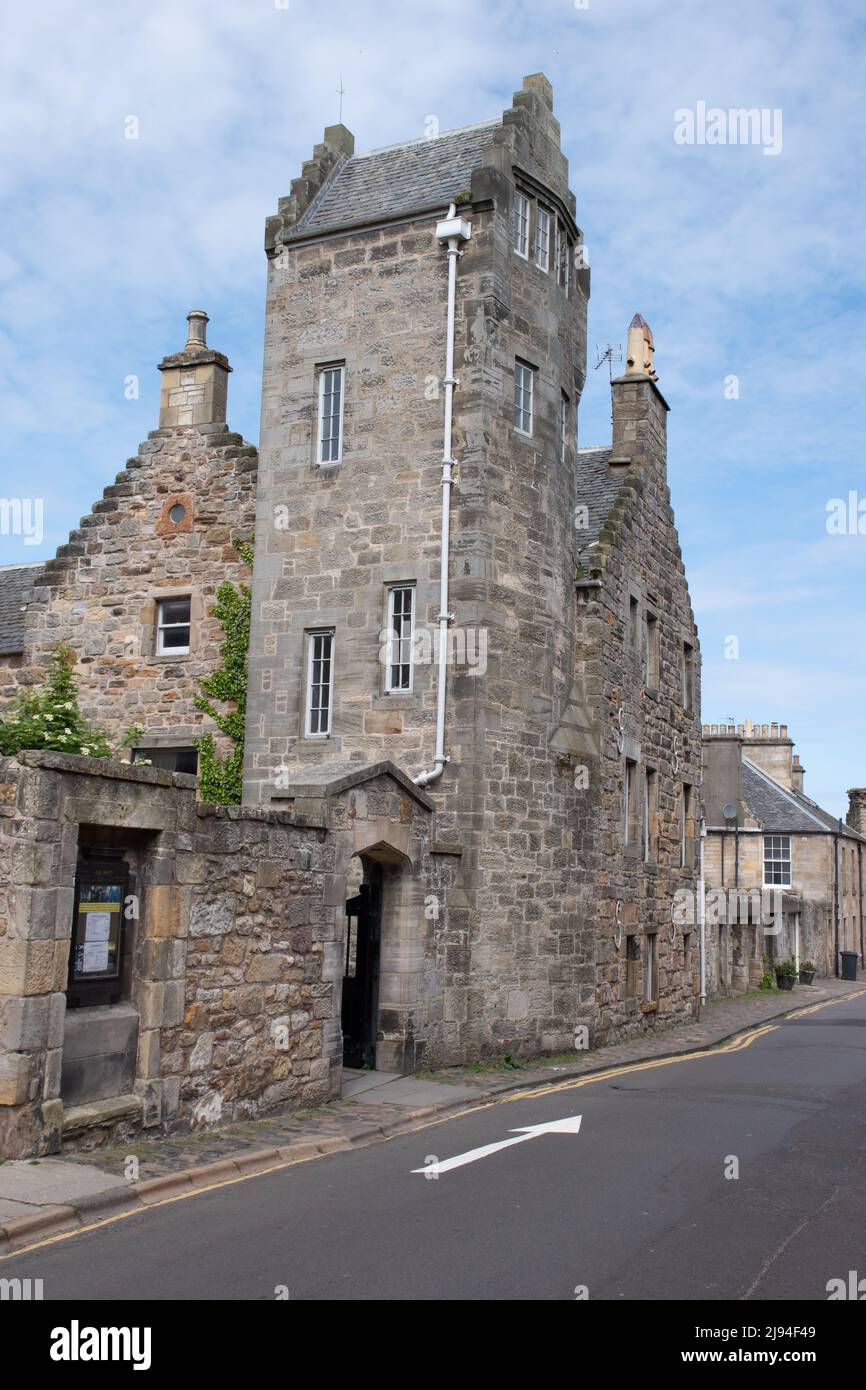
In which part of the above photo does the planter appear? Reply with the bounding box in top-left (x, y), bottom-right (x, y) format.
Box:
top-left (775, 973), bottom-right (795, 991)
top-left (799, 970), bottom-right (816, 985)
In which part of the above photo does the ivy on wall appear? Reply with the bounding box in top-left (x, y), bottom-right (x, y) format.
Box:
top-left (194, 538), bottom-right (253, 805)
top-left (0, 644), bottom-right (113, 758)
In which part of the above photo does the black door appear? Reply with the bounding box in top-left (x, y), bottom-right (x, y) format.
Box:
top-left (341, 866), bottom-right (383, 1069)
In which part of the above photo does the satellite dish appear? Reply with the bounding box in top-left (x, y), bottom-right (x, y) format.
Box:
top-left (722, 802), bottom-right (737, 821)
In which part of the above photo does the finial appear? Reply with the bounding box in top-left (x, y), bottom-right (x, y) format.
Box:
top-left (625, 313), bottom-right (658, 381)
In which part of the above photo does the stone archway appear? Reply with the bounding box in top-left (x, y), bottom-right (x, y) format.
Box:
top-left (343, 839), bottom-right (423, 1075)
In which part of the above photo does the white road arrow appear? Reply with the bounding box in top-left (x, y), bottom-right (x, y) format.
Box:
top-left (412, 1114), bottom-right (582, 1176)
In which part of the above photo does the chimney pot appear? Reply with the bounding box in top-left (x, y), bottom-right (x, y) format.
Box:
top-left (185, 310), bottom-right (209, 351)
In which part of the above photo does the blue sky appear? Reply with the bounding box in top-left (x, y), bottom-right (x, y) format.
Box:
top-left (1, 0), bottom-right (863, 815)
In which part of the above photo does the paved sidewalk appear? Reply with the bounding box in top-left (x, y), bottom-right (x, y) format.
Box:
top-left (0, 977), bottom-right (860, 1251)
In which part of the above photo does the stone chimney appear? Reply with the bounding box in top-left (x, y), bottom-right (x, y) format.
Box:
top-left (157, 310), bottom-right (231, 428)
top-left (610, 314), bottom-right (669, 471)
top-left (847, 788), bottom-right (866, 835)
top-left (791, 753), bottom-right (805, 794)
top-left (740, 721), bottom-right (794, 788)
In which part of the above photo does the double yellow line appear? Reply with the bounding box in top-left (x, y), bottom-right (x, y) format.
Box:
top-left (3, 988), bottom-right (863, 1262)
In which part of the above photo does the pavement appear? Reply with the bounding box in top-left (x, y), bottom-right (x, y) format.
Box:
top-left (0, 977), bottom-right (860, 1258)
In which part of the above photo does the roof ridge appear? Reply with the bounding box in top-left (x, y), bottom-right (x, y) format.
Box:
top-left (352, 118), bottom-right (501, 161)
top-left (0, 561), bottom-right (45, 572)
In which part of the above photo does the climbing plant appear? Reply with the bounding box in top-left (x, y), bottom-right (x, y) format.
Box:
top-left (0, 644), bottom-right (112, 758)
top-left (194, 538), bottom-right (253, 804)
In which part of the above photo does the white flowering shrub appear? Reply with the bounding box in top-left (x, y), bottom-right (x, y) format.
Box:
top-left (0, 644), bottom-right (112, 758)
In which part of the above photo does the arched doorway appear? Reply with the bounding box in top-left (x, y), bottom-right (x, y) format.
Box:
top-left (341, 859), bottom-right (384, 1069)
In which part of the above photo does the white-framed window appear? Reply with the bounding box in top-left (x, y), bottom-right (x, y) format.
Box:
top-left (764, 835), bottom-right (792, 887)
top-left (316, 364), bottom-right (344, 464)
top-left (559, 391), bottom-right (569, 463)
top-left (305, 629), bottom-right (334, 736)
top-left (534, 205), bottom-right (551, 271)
top-left (513, 191), bottom-right (529, 259)
top-left (385, 585), bottom-right (415, 693)
top-left (514, 360), bottom-right (534, 435)
top-left (156, 597), bottom-right (191, 655)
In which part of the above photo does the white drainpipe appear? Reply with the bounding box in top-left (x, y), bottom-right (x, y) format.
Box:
top-left (698, 812), bottom-right (707, 1008)
top-left (414, 204), bottom-right (471, 789)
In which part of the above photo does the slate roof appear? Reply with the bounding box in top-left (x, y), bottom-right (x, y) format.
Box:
top-left (574, 447), bottom-right (626, 549)
top-left (288, 120), bottom-right (502, 240)
top-left (741, 759), bottom-right (863, 840)
top-left (0, 563), bottom-right (43, 655)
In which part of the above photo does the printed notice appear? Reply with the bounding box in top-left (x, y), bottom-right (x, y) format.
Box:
top-left (82, 941), bottom-right (110, 973)
top-left (84, 911), bottom-right (111, 942)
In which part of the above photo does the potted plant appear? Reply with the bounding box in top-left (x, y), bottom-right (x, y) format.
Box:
top-left (799, 960), bottom-right (817, 985)
top-left (775, 957), bottom-right (797, 991)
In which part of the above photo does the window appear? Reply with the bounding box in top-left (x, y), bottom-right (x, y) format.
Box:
top-left (513, 191), bottom-right (529, 258)
top-left (132, 746), bottom-right (198, 775)
top-left (644, 932), bottom-right (658, 1003)
top-left (305, 629), bottom-right (334, 736)
top-left (557, 222), bottom-right (571, 293)
top-left (644, 613), bottom-right (659, 689)
top-left (316, 365), bottom-right (344, 464)
top-left (385, 585), bottom-right (415, 693)
top-left (514, 360), bottom-right (534, 435)
top-left (626, 933), bottom-right (640, 998)
top-left (156, 597), bottom-right (191, 655)
top-left (628, 594), bottom-right (639, 650)
top-left (624, 758), bottom-right (639, 846)
top-left (559, 392), bottom-right (569, 464)
top-left (535, 205), bottom-right (551, 271)
top-left (644, 768), bottom-right (657, 863)
top-left (680, 783), bottom-right (692, 868)
top-left (682, 641), bottom-right (694, 712)
top-left (764, 835), bottom-right (792, 887)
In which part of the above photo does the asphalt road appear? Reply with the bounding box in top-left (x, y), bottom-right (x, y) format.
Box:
top-left (4, 991), bottom-right (866, 1301)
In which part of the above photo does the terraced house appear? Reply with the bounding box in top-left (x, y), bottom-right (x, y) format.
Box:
top-left (703, 721), bottom-right (866, 991)
top-left (0, 75), bottom-right (704, 1157)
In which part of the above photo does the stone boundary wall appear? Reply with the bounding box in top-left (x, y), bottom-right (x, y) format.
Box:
top-left (0, 752), bottom-right (336, 1158)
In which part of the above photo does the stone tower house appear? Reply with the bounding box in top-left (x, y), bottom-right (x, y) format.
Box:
top-left (244, 74), bottom-right (702, 1069)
